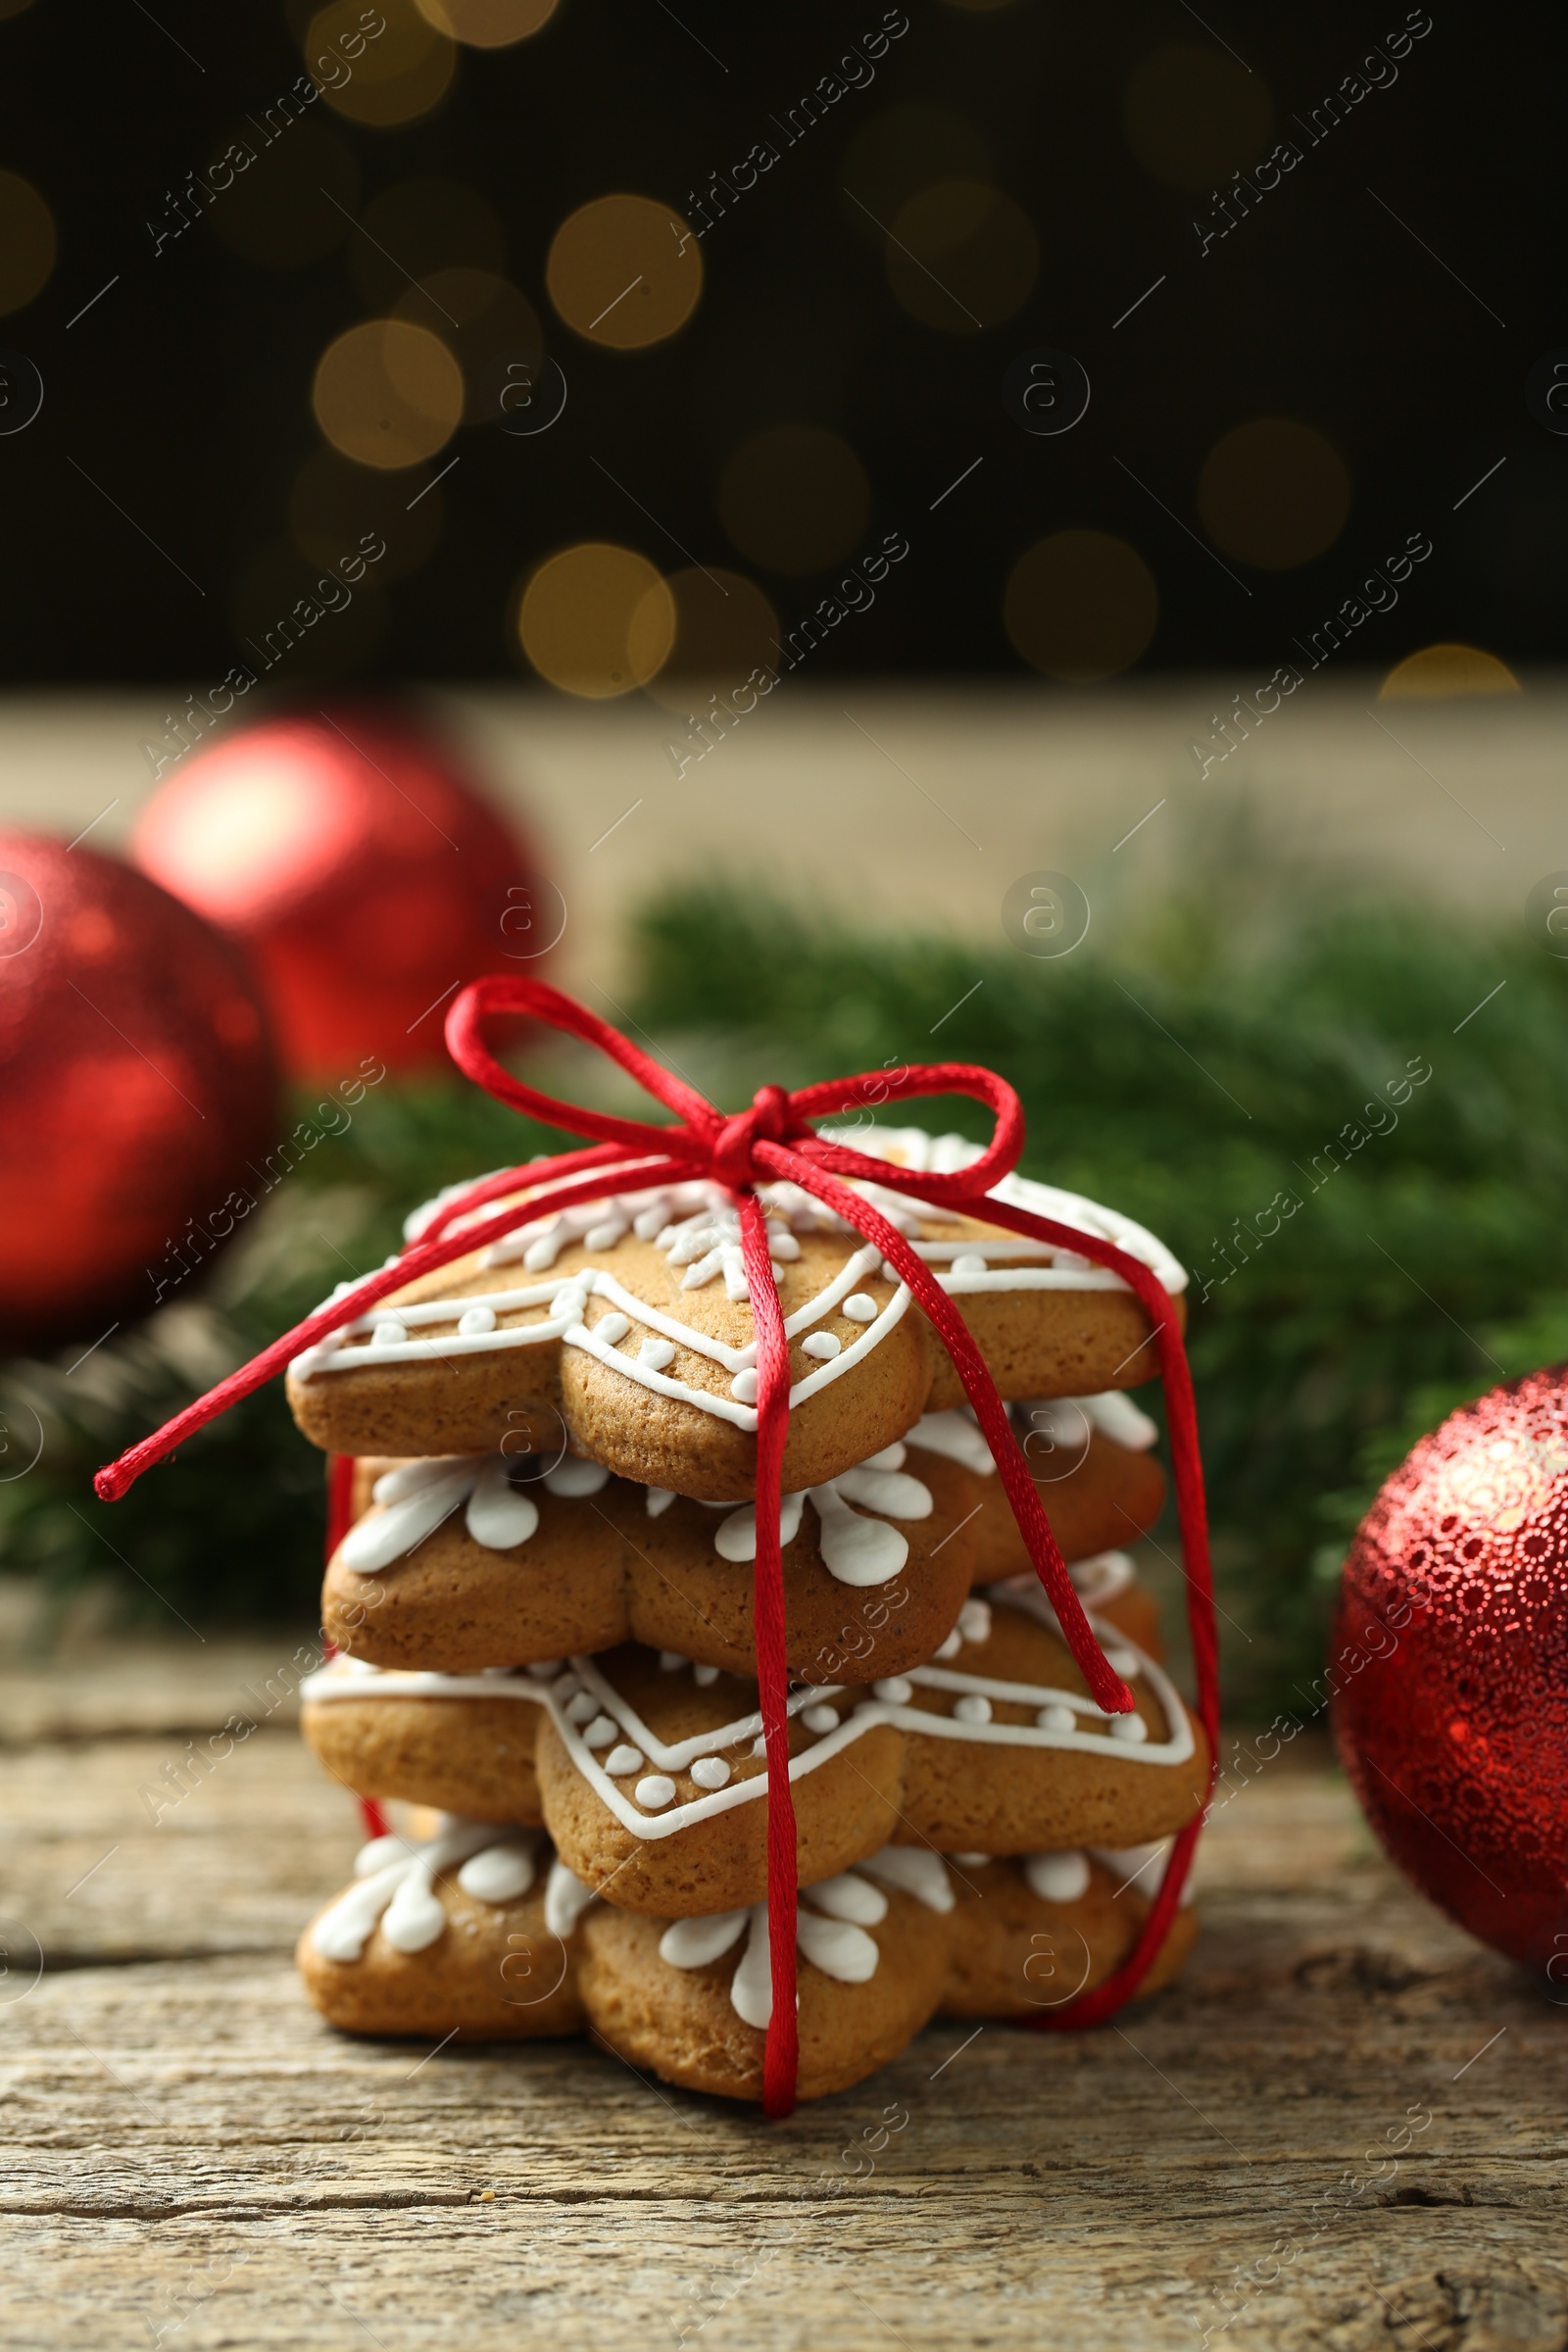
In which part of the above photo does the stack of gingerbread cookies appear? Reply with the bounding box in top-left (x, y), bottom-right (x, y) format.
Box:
top-left (289, 1128), bottom-right (1210, 2102)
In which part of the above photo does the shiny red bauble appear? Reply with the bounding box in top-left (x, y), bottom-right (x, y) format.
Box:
top-left (131, 707), bottom-right (551, 1081)
top-left (0, 833), bottom-right (280, 1355)
top-left (1333, 1367), bottom-right (1568, 1981)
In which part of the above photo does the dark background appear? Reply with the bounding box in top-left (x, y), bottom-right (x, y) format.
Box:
top-left (0, 0), bottom-right (1558, 682)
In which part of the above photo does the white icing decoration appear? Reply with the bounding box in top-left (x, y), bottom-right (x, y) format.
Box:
top-left (659, 1910), bottom-right (750, 1968)
top-left (545, 1855), bottom-right (600, 1937)
top-left (605, 1744), bottom-right (644, 1776)
top-left (803, 1872), bottom-right (888, 1926)
top-left (297, 1598), bottom-right (1191, 1846)
top-left (730, 1369), bottom-right (759, 1403)
top-left (801, 1331), bottom-right (841, 1360)
top-left (659, 1651), bottom-right (687, 1671)
top-left (544, 1458), bottom-right (612, 1498)
top-left (645, 1488), bottom-right (677, 1517)
top-left (1110, 1713), bottom-right (1149, 1744)
top-left (954, 1693), bottom-right (993, 1725)
top-left (691, 1755), bottom-right (731, 1789)
top-left (1092, 1840), bottom-right (1195, 1909)
top-left (906, 1411), bottom-right (999, 1477)
top-left (810, 1485), bottom-right (908, 1587)
top-left (1076, 1390), bottom-right (1160, 1450)
top-left (639, 1339), bottom-right (675, 1371)
top-left (340, 1463), bottom-right (479, 1572)
top-left (465, 1460), bottom-right (539, 1549)
top-left (596, 1310), bottom-right (631, 1346)
top-left (952, 1852), bottom-right (991, 1867)
top-left (958, 1597), bottom-right (992, 1645)
top-left (1069, 1550), bottom-right (1136, 1607)
top-left (802, 1704), bottom-right (840, 1735)
top-left (311, 1821), bottom-right (537, 1962)
top-left (458, 1839), bottom-right (536, 1902)
top-left (294, 1140), bottom-right (1183, 1446)
top-left (1024, 1850), bottom-right (1092, 1904)
top-left (583, 1715), bottom-right (618, 1749)
top-left (873, 1677), bottom-right (913, 1704)
top-left (857, 1846), bottom-right (956, 1913)
top-left (662, 1851), bottom-right (933, 2028)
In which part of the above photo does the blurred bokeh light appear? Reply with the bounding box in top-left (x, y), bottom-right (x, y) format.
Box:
top-left (1198, 419), bottom-right (1351, 569)
top-left (304, 0), bottom-right (456, 125)
top-left (1381, 644), bottom-right (1522, 698)
top-left (645, 567), bottom-right (781, 713)
top-left (718, 427), bottom-right (871, 576)
top-left (289, 446), bottom-right (446, 581)
top-left (0, 170), bottom-right (55, 315)
top-left (517, 543), bottom-right (675, 696)
top-left (1122, 44), bottom-right (1274, 192)
top-left (547, 195), bottom-right (702, 349)
top-left (415, 0), bottom-right (558, 41)
top-left (312, 319), bottom-right (465, 467)
top-left (1004, 529), bottom-right (1158, 681)
top-left (885, 180), bottom-right (1037, 332)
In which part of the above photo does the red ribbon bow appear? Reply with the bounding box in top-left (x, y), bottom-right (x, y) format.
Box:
top-left (97, 976), bottom-right (1219, 2116)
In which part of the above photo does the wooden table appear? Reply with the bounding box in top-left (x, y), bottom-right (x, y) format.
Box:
top-left (2, 1630), bottom-right (1564, 2351)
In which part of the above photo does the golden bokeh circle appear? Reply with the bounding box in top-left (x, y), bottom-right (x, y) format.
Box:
top-left (209, 120), bottom-right (359, 269)
top-left (1004, 530), bottom-right (1158, 683)
top-left (312, 319), bottom-right (465, 469)
top-left (718, 426), bottom-right (870, 576)
top-left (392, 269), bottom-right (542, 418)
top-left (416, 0), bottom-right (557, 41)
top-left (1380, 645), bottom-right (1521, 700)
top-left (546, 194), bottom-right (701, 350)
top-left (886, 180), bottom-right (1038, 333)
top-left (289, 445), bottom-right (445, 582)
top-left (517, 544), bottom-right (675, 697)
top-left (0, 171), bottom-right (55, 316)
top-left (1123, 44), bottom-right (1274, 193)
top-left (645, 567), bottom-right (781, 713)
top-left (304, 0), bottom-right (456, 126)
top-left (1198, 419), bottom-right (1350, 569)
top-left (841, 104), bottom-right (990, 233)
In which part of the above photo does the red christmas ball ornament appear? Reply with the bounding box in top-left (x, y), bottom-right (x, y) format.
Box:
top-left (0, 833), bottom-right (280, 1356)
top-left (131, 707), bottom-right (555, 1082)
top-left (1333, 1367), bottom-right (1568, 1982)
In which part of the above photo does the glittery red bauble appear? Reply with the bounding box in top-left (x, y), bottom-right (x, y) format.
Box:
top-left (131, 708), bottom-right (552, 1081)
top-left (0, 833), bottom-right (280, 1355)
top-left (1333, 1368), bottom-right (1568, 1980)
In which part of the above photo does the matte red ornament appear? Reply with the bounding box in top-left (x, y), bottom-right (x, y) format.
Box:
top-left (131, 707), bottom-right (552, 1081)
top-left (1333, 1367), bottom-right (1568, 1981)
top-left (0, 832), bottom-right (279, 1355)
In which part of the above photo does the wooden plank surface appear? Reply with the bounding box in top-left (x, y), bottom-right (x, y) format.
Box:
top-left (2, 1639), bottom-right (1566, 2352)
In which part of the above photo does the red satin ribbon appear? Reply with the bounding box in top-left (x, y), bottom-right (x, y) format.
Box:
top-left (95, 975), bottom-right (1218, 2114)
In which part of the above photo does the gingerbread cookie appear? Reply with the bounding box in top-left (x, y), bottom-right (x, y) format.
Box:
top-left (938, 1843), bottom-right (1197, 2017)
top-left (333, 1593), bottom-right (1205, 1916)
top-left (535, 1645), bottom-right (906, 1916)
top-left (825, 1126), bottom-right (1186, 1409)
top-left (911, 1392), bottom-right (1166, 1582)
top-left (298, 1820), bottom-right (585, 2040)
top-left (575, 1846), bottom-right (956, 2102)
top-left (284, 1139), bottom-right (1186, 1498)
top-left (321, 1440), bottom-right (984, 1686)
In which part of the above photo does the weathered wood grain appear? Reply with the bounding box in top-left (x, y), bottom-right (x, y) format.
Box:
top-left (2, 1693), bottom-right (1566, 2352)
